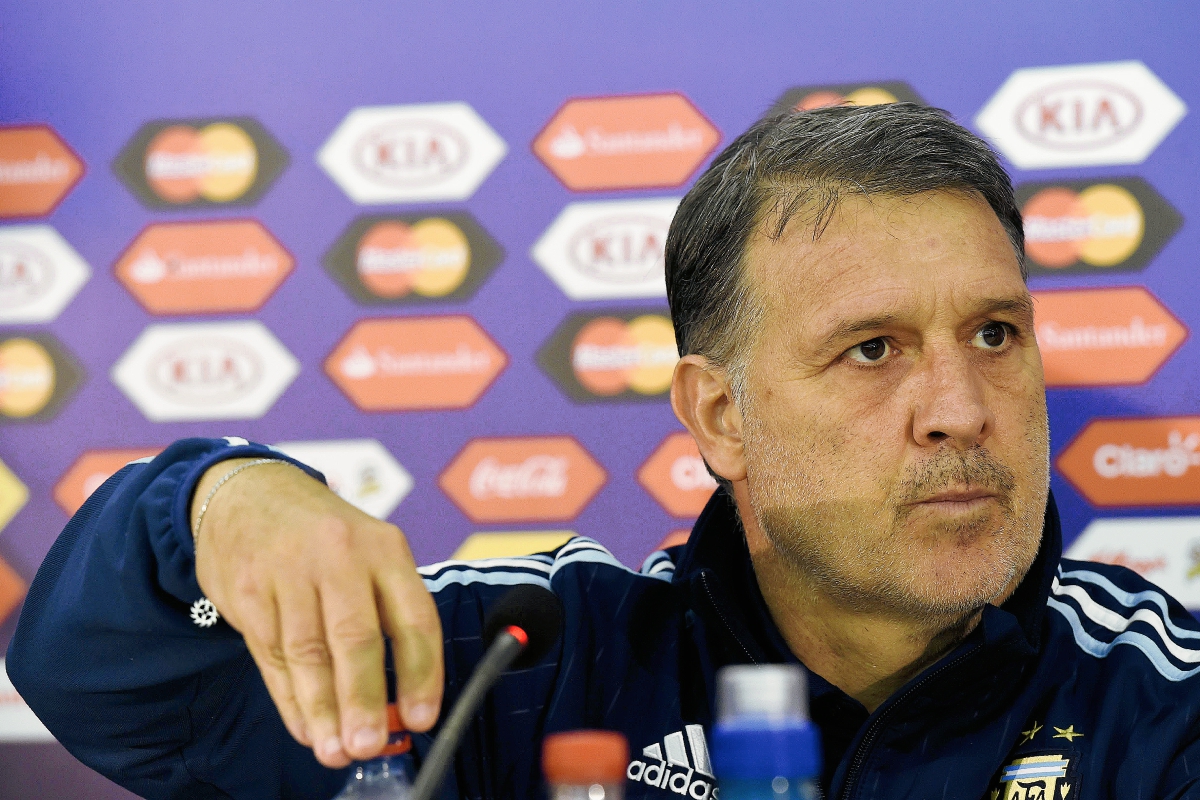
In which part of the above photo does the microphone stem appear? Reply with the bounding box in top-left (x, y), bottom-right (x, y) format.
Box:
top-left (409, 631), bottom-right (525, 800)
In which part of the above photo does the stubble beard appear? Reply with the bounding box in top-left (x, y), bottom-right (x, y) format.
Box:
top-left (742, 406), bottom-right (1049, 621)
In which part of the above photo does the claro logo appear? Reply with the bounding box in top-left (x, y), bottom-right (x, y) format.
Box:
top-left (1032, 287), bottom-right (1187, 387)
top-left (1018, 177), bottom-right (1180, 276)
top-left (767, 81), bottom-right (924, 116)
top-left (976, 61), bottom-right (1186, 168)
top-left (533, 93), bottom-right (720, 191)
top-left (319, 103), bottom-right (507, 204)
top-left (533, 198), bottom-right (677, 300)
top-left (114, 117), bottom-right (288, 209)
top-left (114, 220), bottom-right (294, 315)
top-left (538, 310), bottom-right (678, 403)
top-left (54, 448), bottom-right (161, 515)
top-left (0, 224), bottom-right (91, 324)
top-left (638, 432), bottom-right (718, 517)
top-left (111, 321), bottom-right (298, 422)
top-left (440, 436), bottom-right (606, 523)
top-left (0, 124), bottom-right (85, 218)
top-left (1057, 417), bottom-right (1200, 507)
top-left (325, 316), bottom-right (507, 411)
top-left (324, 213), bottom-right (503, 305)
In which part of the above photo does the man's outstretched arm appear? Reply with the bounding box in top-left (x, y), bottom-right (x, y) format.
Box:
top-left (6, 437), bottom-right (444, 796)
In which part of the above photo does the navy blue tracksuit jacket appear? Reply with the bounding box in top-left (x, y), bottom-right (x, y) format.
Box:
top-left (8, 437), bottom-right (1200, 799)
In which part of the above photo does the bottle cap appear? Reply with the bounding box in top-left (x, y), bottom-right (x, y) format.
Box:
top-left (542, 730), bottom-right (629, 785)
top-left (380, 703), bottom-right (412, 756)
top-left (716, 664), bottom-right (808, 725)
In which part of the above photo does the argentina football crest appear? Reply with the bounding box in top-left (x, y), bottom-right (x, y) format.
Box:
top-left (990, 750), bottom-right (1080, 800)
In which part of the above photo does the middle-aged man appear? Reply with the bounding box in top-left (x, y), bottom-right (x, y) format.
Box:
top-left (10, 104), bottom-right (1200, 800)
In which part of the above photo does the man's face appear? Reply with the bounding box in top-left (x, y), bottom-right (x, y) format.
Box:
top-left (736, 189), bottom-right (1049, 618)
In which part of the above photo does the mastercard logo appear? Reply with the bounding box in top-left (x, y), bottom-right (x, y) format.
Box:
top-left (324, 213), bottom-right (503, 305)
top-left (114, 117), bottom-right (288, 210)
top-left (0, 333), bottom-right (81, 422)
top-left (0, 125), bottom-right (85, 218)
top-left (1017, 177), bottom-right (1180, 275)
top-left (537, 310), bottom-right (678, 402)
top-left (769, 81), bottom-right (924, 117)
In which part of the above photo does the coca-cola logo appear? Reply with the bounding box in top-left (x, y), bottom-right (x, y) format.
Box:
top-left (148, 337), bottom-right (264, 404)
top-left (568, 215), bottom-right (667, 283)
top-left (353, 121), bottom-right (469, 186)
top-left (0, 243), bottom-right (53, 310)
top-left (1015, 81), bottom-right (1143, 150)
top-left (468, 455), bottom-right (569, 500)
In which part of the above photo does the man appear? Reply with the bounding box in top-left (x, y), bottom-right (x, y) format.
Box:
top-left (9, 104), bottom-right (1200, 799)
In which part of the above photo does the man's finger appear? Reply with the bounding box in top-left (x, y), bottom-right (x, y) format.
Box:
top-left (318, 570), bottom-right (387, 761)
top-left (244, 636), bottom-right (309, 746)
top-left (377, 567), bottom-right (443, 733)
top-left (275, 582), bottom-right (348, 768)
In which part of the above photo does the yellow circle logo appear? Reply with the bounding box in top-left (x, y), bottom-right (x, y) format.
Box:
top-left (0, 338), bottom-right (55, 417)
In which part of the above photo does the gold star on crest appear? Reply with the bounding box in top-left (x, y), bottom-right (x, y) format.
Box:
top-left (1018, 721), bottom-right (1042, 745)
top-left (1052, 724), bottom-right (1083, 742)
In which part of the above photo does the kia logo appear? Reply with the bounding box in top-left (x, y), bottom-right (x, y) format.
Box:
top-left (354, 121), bottom-right (469, 186)
top-left (1015, 80), bottom-right (1143, 150)
top-left (0, 243), bottom-right (53, 309)
top-left (149, 338), bottom-right (264, 404)
top-left (568, 215), bottom-right (667, 283)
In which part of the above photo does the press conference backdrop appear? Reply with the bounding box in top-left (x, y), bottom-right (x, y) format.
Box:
top-left (0, 1), bottom-right (1196, 796)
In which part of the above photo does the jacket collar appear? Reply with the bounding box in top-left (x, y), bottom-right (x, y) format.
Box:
top-left (674, 487), bottom-right (1064, 673)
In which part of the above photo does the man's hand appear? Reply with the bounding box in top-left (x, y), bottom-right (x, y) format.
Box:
top-left (191, 459), bottom-right (444, 768)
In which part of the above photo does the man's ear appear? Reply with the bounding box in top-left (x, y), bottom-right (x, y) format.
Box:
top-left (670, 355), bottom-right (747, 483)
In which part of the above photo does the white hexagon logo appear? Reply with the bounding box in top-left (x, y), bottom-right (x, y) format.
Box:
top-left (1065, 516), bottom-right (1200, 609)
top-left (532, 197), bottom-right (678, 300)
top-left (0, 225), bottom-right (91, 324)
top-left (272, 438), bottom-right (413, 520)
top-left (112, 321), bottom-right (299, 421)
top-left (318, 102), bottom-right (507, 204)
top-left (976, 60), bottom-right (1186, 169)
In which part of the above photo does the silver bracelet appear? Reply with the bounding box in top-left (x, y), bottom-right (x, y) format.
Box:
top-left (189, 457), bottom-right (294, 628)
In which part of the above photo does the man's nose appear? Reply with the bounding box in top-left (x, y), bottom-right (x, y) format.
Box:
top-left (909, 345), bottom-right (994, 449)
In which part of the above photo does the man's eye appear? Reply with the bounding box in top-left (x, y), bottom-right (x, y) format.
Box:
top-left (847, 338), bottom-right (891, 363)
top-left (975, 322), bottom-right (1011, 350)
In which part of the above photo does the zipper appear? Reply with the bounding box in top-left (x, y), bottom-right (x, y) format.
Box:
top-left (700, 571), bottom-right (759, 664)
top-left (837, 642), bottom-right (983, 800)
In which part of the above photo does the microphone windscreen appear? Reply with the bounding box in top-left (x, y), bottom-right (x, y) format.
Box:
top-left (482, 584), bottom-right (564, 670)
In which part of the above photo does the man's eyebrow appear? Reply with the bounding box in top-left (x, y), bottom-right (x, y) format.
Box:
top-left (977, 295), bottom-right (1035, 320)
top-left (813, 296), bottom-right (1035, 350)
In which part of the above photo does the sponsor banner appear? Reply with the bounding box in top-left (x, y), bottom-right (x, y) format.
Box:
top-left (325, 316), bottom-right (507, 412)
top-left (767, 81), bottom-right (924, 115)
top-left (0, 224), bottom-right (91, 324)
top-left (1019, 177), bottom-right (1180, 276)
top-left (1057, 417), bottom-right (1200, 507)
top-left (0, 457), bottom-right (29, 534)
top-left (54, 448), bottom-right (161, 516)
top-left (451, 531), bottom-right (576, 560)
top-left (111, 321), bottom-right (299, 422)
top-left (1033, 287), bottom-right (1186, 387)
top-left (1066, 516), bottom-right (1200, 609)
top-left (114, 220), bottom-right (294, 315)
top-left (324, 212), bottom-right (503, 305)
top-left (0, 332), bottom-right (83, 423)
top-left (318, 102), bottom-right (507, 204)
top-left (113, 117), bottom-right (288, 209)
top-left (537, 309), bottom-right (677, 403)
top-left (638, 432), bottom-right (718, 517)
top-left (976, 60), bottom-right (1187, 169)
top-left (533, 93), bottom-right (720, 192)
top-left (655, 529), bottom-right (691, 552)
top-left (272, 439), bottom-right (413, 520)
top-left (0, 124), bottom-right (85, 218)
top-left (439, 436), bottom-right (606, 523)
top-left (0, 659), bottom-right (54, 742)
top-left (0, 556), bottom-right (26, 629)
top-left (532, 197), bottom-right (677, 300)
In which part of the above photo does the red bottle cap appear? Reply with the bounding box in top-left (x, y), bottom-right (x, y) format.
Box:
top-left (542, 730), bottom-right (629, 785)
top-left (380, 703), bottom-right (412, 756)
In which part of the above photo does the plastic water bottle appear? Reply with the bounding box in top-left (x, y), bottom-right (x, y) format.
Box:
top-left (710, 664), bottom-right (821, 800)
top-left (334, 704), bottom-right (415, 799)
top-left (542, 730), bottom-right (630, 800)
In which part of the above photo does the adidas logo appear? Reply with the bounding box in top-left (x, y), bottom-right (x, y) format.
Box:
top-left (627, 725), bottom-right (717, 799)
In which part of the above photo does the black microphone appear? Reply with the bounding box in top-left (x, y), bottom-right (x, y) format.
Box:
top-left (409, 583), bottom-right (564, 800)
